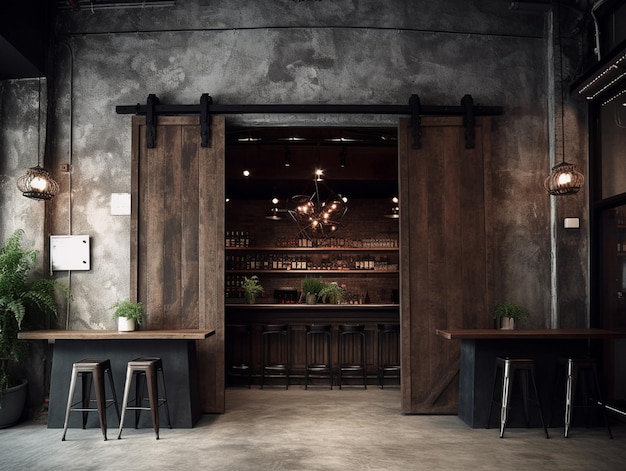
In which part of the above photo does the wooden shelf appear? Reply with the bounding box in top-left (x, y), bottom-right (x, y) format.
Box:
top-left (226, 269), bottom-right (399, 274)
top-left (226, 246), bottom-right (398, 251)
top-left (18, 329), bottom-right (215, 340)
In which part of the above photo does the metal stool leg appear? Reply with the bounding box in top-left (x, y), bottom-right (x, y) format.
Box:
top-left (61, 367), bottom-right (80, 441)
top-left (158, 367), bottom-right (172, 430)
top-left (91, 364), bottom-right (108, 440)
top-left (117, 365), bottom-right (135, 439)
top-left (500, 361), bottom-right (513, 438)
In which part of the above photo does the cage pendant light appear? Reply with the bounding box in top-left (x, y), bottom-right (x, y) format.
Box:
top-left (544, 3), bottom-right (584, 196)
top-left (16, 78), bottom-right (59, 201)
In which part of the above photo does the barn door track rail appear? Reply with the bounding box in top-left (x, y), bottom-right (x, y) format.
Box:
top-left (116, 93), bottom-right (503, 150)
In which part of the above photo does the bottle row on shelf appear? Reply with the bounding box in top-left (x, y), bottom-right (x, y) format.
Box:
top-left (225, 231), bottom-right (399, 249)
top-left (274, 236), bottom-right (399, 248)
top-left (225, 253), bottom-right (398, 271)
top-left (225, 230), bottom-right (251, 247)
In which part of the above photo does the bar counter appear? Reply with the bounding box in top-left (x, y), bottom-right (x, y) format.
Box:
top-left (436, 328), bottom-right (624, 428)
top-left (226, 303), bottom-right (399, 385)
top-left (19, 329), bottom-right (215, 429)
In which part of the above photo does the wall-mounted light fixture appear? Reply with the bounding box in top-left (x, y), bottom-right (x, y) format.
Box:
top-left (384, 196), bottom-right (400, 219)
top-left (17, 78), bottom-right (59, 201)
top-left (340, 147), bottom-right (347, 168)
top-left (284, 147), bottom-right (291, 167)
top-left (265, 197), bottom-right (287, 220)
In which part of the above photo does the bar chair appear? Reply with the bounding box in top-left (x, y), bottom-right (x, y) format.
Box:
top-left (61, 359), bottom-right (120, 441)
top-left (550, 358), bottom-right (613, 438)
top-left (486, 357), bottom-right (549, 438)
top-left (377, 323), bottom-right (400, 388)
top-left (226, 324), bottom-right (253, 388)
top-left (261, 324), bottom-right (290, 389)
top-left (117, 357), bottom-right (171, 440)
top-left (305, 324), bottom-right (333, 389)
top-left (338, 324), bottom-right (367, 389)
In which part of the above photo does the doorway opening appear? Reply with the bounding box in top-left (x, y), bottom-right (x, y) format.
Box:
top-left (224, 126), bottom-right (401, 391)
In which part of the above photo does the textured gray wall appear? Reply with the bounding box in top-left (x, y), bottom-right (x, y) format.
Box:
top-left (1, 2), bottom-right (587, 334)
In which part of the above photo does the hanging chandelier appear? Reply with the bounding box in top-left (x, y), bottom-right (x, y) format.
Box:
top-left (16, 78), bottom-right (59, 201)
top-left (288, 169), bottom-right (348, 241)
top-left (544, 3), bottom-right (584, 196)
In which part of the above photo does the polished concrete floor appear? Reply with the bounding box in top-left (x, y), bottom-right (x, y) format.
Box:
top-left (1, 386), bottom-right (624, 471)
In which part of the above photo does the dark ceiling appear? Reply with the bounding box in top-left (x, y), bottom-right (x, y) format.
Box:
top-left (0, 1), bottom-right (53, 79)
top-left (225, 127), bottom-right (399, 201)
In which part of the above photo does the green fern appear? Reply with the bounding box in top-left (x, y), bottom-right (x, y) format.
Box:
top-left (0, 229), bottom-right (69, 396)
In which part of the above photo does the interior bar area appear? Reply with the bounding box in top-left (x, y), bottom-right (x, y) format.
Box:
top-left (224, 127), bottom-right (400, 387)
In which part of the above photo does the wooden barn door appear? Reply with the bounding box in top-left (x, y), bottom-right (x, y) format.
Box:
top-left (130, 115), bottom-right (225, 414)
top-left (399, 116), bottom-right (493, 414)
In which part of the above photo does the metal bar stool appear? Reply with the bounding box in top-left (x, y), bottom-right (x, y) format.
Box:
top-left (338, 324), bottom-right (367, 389)
top-left (305, 324), bottom-right (333, 390)
top-left (562, 358), bottom-right (613, 438)
top-left (261, 324), bottom-right (290, 389)
top-left (61, 359), bottom-right (120, 441)
top-left (377, 323), bottom-right (400, 388)
top-left (117, 357), bottom-right (171, 440)
top-left (226, 324), bottom-right (253, 388)
top-left (486, 357), bottom-right (549, 438)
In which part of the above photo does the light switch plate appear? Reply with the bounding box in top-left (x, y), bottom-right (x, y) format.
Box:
top-left (110, 193), bottom-right (131, 215)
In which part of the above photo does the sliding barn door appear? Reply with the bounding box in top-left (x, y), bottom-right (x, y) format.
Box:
top-left (399, 116), bottom-right (493, 414)
top-left (131, 115), bottom-right (225, 413)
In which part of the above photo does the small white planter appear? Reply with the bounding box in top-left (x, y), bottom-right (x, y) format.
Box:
top-left (499, 317), bottom-right (515, 330)
top-left (117, 317), bottom-right (136, 332)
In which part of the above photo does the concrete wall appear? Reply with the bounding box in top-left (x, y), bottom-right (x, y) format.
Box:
top-left (0, 0), bottom-right (590, 408)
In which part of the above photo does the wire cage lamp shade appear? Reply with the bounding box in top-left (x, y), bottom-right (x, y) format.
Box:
top-left (16, 78), bottom-right (59, 201)
top-left (543, 161), bottom-right (584, 196)
top-left (17, 165), bottom-right (60, 200)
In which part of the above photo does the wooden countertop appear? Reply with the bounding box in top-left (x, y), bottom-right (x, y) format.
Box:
top-left (226, 303), bottom-right (398, 310)
top-left (18, 329), bottom-right (215, 340)
top-left (435, 328), bottom-right (626, 340)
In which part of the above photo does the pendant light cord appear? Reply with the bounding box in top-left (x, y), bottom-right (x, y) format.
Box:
top-left (37, 77), bottom-right (42, 167)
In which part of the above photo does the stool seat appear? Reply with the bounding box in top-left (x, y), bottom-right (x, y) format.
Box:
top-left (61, 359), bottom-right (119, 441)
top-left (486, 357), bottom-right (549, 439)
top-left (117, 357), bottom-right (171, 440)
top-left (305, 324), bottom-right (333, 389)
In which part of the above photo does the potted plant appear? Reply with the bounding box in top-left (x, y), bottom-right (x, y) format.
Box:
top-left (242, 275), bottom-right (264, 304)
top-left (318, 282), bottom-right (346, 305)
top-left (301, 277), bottom-right (324, 305)
top-left (494, 301), bottom-right (529, 330)
top-left (111, 299), bottom-right (144, 331)
top-left (0, 229), bottom-right (68, 427)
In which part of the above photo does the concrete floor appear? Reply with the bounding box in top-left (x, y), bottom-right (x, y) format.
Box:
top-left (1, 387), bottom-right (624, 471)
